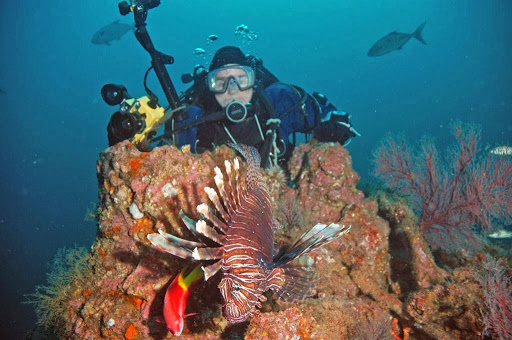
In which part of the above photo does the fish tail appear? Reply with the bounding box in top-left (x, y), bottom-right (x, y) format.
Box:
top-left (273, 223), bottom-right (351, 267)
top-left (181, 265), bottom-right (204, 288)
top-left (412, 21), bottom-right (427, 45)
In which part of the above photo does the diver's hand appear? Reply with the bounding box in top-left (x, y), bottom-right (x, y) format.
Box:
top-left (313, 111), bottom-right (360, 145)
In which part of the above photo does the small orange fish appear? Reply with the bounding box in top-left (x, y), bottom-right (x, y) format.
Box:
top-left (162, 265), bottom-right (203, 335)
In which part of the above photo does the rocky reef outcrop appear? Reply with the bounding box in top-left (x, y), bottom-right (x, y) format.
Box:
top-left (36, 141), bottom-right (489, 339)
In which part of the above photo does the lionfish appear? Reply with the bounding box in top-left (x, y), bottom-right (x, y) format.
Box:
top-left (148, 145), bottom-right (350, 323)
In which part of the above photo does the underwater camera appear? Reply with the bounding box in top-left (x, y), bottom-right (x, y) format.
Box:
top-left (101, 83), bottom-right (165, 146)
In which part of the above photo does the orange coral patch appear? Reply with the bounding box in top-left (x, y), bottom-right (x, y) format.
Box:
top-left (112, 224), bottom-right (121, 234)
top-left (124, 323), bottom-right (137, 339)
top-left (125, 295), bottom-right (143, 309)
top-left (129, 153), bottom-right (148, 177)
top-left (130, 217), bottom-right (154, 235)
top-left (129, 158), bottom-right (142, 173)
top-left (106, 290), bottom-right (123, 298)
top-left (104, 224), bottom-right (122, 238)
top-left (297, 317), bottom-right (314, 339)
top-left (82, 289), bottom-right (92, 297)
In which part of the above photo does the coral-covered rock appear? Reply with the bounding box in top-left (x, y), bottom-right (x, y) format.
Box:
top-left (245, 306), bottom-right (318, 340)
top-left (38, 141), bottom-right (489, 339)
top-left (288, 142), bottom-right (364, 225)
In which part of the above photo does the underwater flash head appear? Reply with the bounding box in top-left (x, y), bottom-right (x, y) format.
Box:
top-left (139, 0), bottom-right (161, 10)
top-left (118, 0), bottom-right (160, 15)
top-left (118, 1), bottom-right (132, 15)
top-left (101, 84), bottom-right (129, 106)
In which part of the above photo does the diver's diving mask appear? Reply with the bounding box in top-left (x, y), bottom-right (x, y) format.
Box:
top-left (206, 65), bottom-right (256, 93)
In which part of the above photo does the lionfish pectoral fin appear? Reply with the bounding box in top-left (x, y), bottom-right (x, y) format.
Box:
top-left (197, 204), bottom-right (228, 235)
top-left (196, 220), bottom-right (225, 245)
top-left (202, 261), bottom-right (222, 281)
top-left (179, 210), bottom-right (206, 241)
top-left (273, 223), bottom-right (351, 267)
top-left (192, 246), bottom-right (223, 261)
top-left (264, 267), bottom-right (286, 294)
top-left (203, 186), bottom-right (230, 224)
top-left (157, 228), bottom-right (204, 248)
top-left (272, 266), bottom-right (318, 303)
top-left (147, 232), bottom-right (194, 260)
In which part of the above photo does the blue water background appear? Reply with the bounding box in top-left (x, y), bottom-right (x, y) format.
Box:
top-left (1, 0), bottom-right (510, 338)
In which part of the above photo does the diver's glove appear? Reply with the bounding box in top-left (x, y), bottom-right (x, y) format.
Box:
top-left (313, 111), bottom-right (361, 146)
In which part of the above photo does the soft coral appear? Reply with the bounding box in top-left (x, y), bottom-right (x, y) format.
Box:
top-left (374, 122), bottom-right (512, 250)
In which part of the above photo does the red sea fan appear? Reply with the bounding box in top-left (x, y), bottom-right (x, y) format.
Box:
top-left (479, 257), bottom-right (512, 340)
top-left (374, 122), bottom-right (512, 250)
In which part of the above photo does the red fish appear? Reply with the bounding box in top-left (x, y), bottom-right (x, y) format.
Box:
top-left (161, 265), bottom-right (203, 335)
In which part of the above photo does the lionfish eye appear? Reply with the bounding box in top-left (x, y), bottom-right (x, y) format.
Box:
top-left (232, 281), bottom-right (241, 291)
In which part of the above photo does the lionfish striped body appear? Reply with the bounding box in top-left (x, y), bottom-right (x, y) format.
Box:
top-left (148, 145), bottom-right (350, 323)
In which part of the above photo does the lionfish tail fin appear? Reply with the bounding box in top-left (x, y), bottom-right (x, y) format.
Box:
top-left (228, 143), bottom-right (264, 190)
top-left (273, 223), bottom-right (351, 267)
top-left (271, 266), bottom-right (317, 302)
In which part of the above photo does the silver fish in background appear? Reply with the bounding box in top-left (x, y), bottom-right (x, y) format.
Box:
top-left (488, 229), bottom-right (512, 239)
top-left (368, 22), bottom-right (427, 56)
top-left (91, 20), bottom-right (135, 46)
top-left (489, 145), bottom-right (512, 156)
top-left (148, 145), bottom-right (351, 323)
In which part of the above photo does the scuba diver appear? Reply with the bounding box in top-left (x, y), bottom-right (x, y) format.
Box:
top-left (173, 46), bottom-right (360, 168)
top-left (100, 2), bottom-right (359, 168)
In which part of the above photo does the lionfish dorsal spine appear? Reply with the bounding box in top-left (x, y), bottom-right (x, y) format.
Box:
top-left (232, 144), bottom-right (265, 191)
top-left (214, 166), bottom-right (233, 213)
top-left (214, 165), bottom-right (237, 217)
top-left (232, 157), bottom-right (247, 205)
top-left (224, 159), bottom-right (241, 211)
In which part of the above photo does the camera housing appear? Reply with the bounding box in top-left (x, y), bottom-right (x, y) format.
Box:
top-left (104, 86), bottom-right (166, 146)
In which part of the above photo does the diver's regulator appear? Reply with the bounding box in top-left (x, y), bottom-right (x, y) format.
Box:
top-left (101, 83), bottom-right (166, 146)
